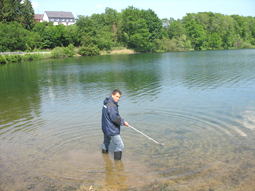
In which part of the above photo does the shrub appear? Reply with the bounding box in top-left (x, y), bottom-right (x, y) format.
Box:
top-left (241, 42), bottom-right (254, 49)
top-left (63, 44), bottom-right (75, 57)
top-left (23, 53), bottom-right (34, 61)
top-left (13, 54), bottom-right (23, 62)
top-left (78, 45), bottom-right (100, 56)
top-left (9, 54), bottom-right (18, 62)
top-left (40, 53), bottom-right (52, 60)
top-left (3, 54), bottom-right (11, 62)
top-left (0, 54), bottom-right (7, 64)
top-left (51, 47), bottom-right (65, 58)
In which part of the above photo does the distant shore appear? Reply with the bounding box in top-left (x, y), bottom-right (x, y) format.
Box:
top-left (100, 48), bottom-right (136, 55)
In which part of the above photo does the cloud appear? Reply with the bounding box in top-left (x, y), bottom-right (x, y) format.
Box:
top-left (96, 4), bottom-right (103, 8)
top-left (32, 1), bottom-right (39, 9)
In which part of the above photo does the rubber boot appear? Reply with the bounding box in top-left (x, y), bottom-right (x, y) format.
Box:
top-left (114, 151), bottom-right (122, 160)
top-left (102, 149), bottom-right (108, 153)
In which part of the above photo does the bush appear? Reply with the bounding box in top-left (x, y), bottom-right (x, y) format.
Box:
top-left (13, 54), bottom-right (23, 62)
top-left (78, 45), bottom-right (100, 56)
top-left (23, 53), bottom-right (34, 61)
top-left (63, 44), bottom-right (75, 57)
top-left (241, 42), bottom-right (254, 49)
top-left (3, 54), bottom-right (10, 62)
top-left (0, 54), bottom-right (7, 64)
top-left (51, 47), bottom-right (65, 58)
top-left (8, 54), bottom-right (19, 62)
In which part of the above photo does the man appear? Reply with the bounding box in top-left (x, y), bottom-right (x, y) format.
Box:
top-left (102, 89), bottom-right (129, 160)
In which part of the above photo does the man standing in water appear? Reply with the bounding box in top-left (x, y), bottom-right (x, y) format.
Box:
top-left (102, 89), bottom-right (129, 160)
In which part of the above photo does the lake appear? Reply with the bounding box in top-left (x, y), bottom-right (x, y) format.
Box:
top-left (0, 49), bottom-right (255, 190)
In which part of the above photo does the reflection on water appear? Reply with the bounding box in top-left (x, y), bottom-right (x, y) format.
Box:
top-left (0, 49), bottom-right (255, 190)
top-left (102, 154), bottom-right (127, 190)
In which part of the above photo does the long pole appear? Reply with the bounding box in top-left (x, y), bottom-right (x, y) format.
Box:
top-left (128, 125), bottom-right (164, 145)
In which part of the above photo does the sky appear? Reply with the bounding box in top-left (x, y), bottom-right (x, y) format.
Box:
top-left (32, 0), bottom-right (255, 20)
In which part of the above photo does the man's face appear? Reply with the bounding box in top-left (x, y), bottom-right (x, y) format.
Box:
top-left (112, 93), bottom-right (121, 103)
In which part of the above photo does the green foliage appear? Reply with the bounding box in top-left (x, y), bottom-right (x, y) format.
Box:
top-left (26, 32), bottom-right (43, 50)
top-left (3, 55), bottom-right (10, 62)
top-left (78, 45), bottom-right (100, 56)
top-left (22, 53), bottom-right (43, 61)
top-left (51, 45), bottom-right (76, 58)
top-left (0, 22), bottom-right (30, 51)
top-left (140, 9), bottom-right (162, 41)
top-left (129, 19), bottom-right (152, 52)
top-left (154, 37), bottom-right (177, 52)
top-left (185, 20), bottom-right (206, 50)
top-left (63, 44), bottom-right (76, 57)
top-left (0, 55), bottom-right (7, 64)
top-left (0, 0), bottom-right (35, 30)
top-left (51, 47), bottom-right (66, 58)
top-left (1, 5), bottom-right (255, 55)
top-left (32, 22), bottom-right (70, 49)
top-left (66, 24), bottom-right (80, 46)
top-left (95, 32), bottom-right (113, 50)
top-left (19, 0), bottom-right (35, 30)
top-left (8, 54), bottom-right (23, 62)
top-left (241, 42), bottom-right (254, 49)
top-left (208, 33), bottom-right (222, 50)
top-left (166, 18), bottom-right (186, 39)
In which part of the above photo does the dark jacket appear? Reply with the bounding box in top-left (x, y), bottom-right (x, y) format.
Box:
top-left (102, 96), bottom-right (124, 136)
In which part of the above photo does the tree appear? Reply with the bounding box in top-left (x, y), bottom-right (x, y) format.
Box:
top-left (104, 7), bottom-right (119, 27)
top-left (140, 9), bottom-right (162, 41)
top-left (66, 24), bottom-right (80, 46)
top-left (234, 34), bottom-right (243, 49)
top-left (20, 0), bottom-right (35, 30)
top-left (208, 32), bottom-right (222, 49)
top-left (222, 30), bottom-right (235, 49)
top-left (185, 19), bottom-right (206, 50)
top-left (0, 0), bottom-right (21, 22)
top-left (129, 19), bottom-right (152, 51)
top-left (53, 24), bottom-right (69, 47)
top-left (167, 18), bottom-right (185, 39)
top-left (76, 15), bottom-right (96, 40)
top-left (26, 32), bottom-right (42, 50)
top-left (0, 22), bottom-right (30, 51)
top-left (121, 6), bottom-right (141, 48)
top-left (0, 0), bottom-right (35, 30)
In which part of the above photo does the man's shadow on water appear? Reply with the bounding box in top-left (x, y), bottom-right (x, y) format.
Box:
top-left (102, 153), bottom-right (128, 190)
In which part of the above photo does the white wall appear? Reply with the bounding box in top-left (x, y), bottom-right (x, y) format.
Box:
top-left (41, 12), bottom-right (49, 22)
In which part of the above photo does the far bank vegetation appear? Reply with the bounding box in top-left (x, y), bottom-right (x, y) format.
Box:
top-left (1, 0), bottom-right (255, 64)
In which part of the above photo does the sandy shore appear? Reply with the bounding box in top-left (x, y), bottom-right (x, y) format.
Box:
top-left (100, 48), bottom-right (136, 55)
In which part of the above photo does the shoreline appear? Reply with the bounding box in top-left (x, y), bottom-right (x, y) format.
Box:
top-left (100, 48), bottom-right (136, 55)
top-left (1, 48), bottom-right (254, 65)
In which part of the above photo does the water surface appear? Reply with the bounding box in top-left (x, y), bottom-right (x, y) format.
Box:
top-left (1, 49), bottom-right (255, 190)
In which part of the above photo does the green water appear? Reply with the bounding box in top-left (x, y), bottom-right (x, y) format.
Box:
top-left (1, 49), bottom-right (255, 190)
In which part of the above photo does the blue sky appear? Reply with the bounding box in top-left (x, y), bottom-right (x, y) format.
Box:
top-left (32, 0), bottom-right (255, 19)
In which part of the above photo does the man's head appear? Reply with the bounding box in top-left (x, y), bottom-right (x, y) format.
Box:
top-left (111, 89), bottom-right (122, 103)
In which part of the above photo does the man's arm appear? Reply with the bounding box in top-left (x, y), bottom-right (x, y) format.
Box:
top-left (108, 105), bottom-right (124, 126)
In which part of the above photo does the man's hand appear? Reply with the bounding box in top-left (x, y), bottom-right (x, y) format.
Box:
top-left (124, 121), bottom-right (129, 127)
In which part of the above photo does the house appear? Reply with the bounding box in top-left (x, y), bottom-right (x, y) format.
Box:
top-left (34, 14), bottom-right (43, 23)
top-left (41, 11), bottom-right (75, 26)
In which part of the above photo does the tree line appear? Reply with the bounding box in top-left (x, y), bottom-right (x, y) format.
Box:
top-left (1, 0), bottom-right (255, 54)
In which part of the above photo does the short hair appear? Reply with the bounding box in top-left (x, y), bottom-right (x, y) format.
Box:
top-left (112, 89), bottom-right (122, 95)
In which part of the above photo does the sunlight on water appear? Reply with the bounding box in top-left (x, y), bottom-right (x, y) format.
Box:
top-left (0, 49), bottom-right (255, 190)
